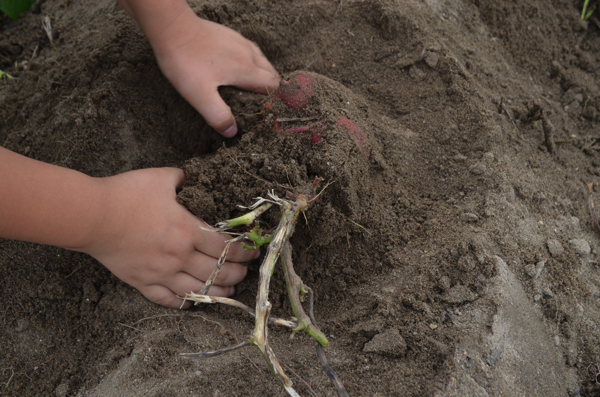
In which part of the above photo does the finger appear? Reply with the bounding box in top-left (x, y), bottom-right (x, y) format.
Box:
top-left (194, 220), bottom-right (260, 263)
top-left (141, 284), bottom-right (192, 309)
top-left (168, 272), bottom-right (233, 298)
top-left (184, 251), bottom-right (248, 286)
top-left (231, 67), bottom-right (281, 95)
top-left (249, 42), bottom-right (279, 76)
top-left (188, 87), bottom-right (237, 137)
top-left (162, 167), bottom-right (186, 189)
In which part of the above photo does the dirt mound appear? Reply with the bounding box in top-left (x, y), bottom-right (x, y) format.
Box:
top-left (3, 0), bottom-right (600, 396)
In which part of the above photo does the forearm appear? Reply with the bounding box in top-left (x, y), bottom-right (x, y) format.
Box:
top-left (0, 147), bottom-right (104, 251)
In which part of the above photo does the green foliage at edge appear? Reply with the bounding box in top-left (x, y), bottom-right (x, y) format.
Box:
top-left (581, 0), bottom-right (597, 20)
top-left (0, 0), bottom-right (37, 20)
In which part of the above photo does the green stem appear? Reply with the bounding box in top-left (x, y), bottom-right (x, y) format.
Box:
top-left (216, 202), bottom-right (273, 230)
top-left (280, 241), bottom-right (328, 347)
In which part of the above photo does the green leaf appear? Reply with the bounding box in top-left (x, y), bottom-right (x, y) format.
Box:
top-left (0, 0), bottom-right (37, 20)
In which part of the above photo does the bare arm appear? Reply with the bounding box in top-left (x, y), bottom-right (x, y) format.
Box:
top-left (0, 147), bottom-right (255, 308)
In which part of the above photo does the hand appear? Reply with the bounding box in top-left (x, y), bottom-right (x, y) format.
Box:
top-left (82, 168), bottom-right (257, 308)
top-left (143, 6), bottom-right (280, 137)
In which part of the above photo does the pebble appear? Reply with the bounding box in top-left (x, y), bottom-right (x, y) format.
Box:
top-left (423, 51), bottom-right (439, 68)
top-left (569, 239), bottom-right (591, 256)
top-left (469, 163), bottom-right (486, 175)
top-left (461, 213), bottom-right (479, 222)
top-left (363, 328), bottom-right (407, 357)
top-left (409, 65), bottom-right (426, 80)
top-left (524, 264), bottom-right (537, 278)
top-left (547, 239), bottom-right (564, 257)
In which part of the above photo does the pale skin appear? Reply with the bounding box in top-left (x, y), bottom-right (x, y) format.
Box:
top-left (0, 0), bottom-right (280, 308)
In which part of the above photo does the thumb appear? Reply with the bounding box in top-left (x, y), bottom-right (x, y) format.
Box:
top-left (192, 88), bottom-right (237, 138)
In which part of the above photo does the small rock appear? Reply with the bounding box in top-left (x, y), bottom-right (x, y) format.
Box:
top-left (438, 275), bottom-right (451, 291)
top-left (429, 323), bottom-right (438, 330)
top-left (533, 261), bottom-right (545, 280)
top-left (569, 239), bottom-right (591, 256)
top-left (55, 382), bottom-right (69, 397)
top-left (363, 328), bottom-right (407, 357)
top-left (409, 65), bottom-right (426, 80)
top-left (423, 51), bottom-right (439, 68)
top-left (469, 163), bottom-right (486, 175)
top-left (461, 213), bottom-right (479, 222)
top-left (454, 154), bottom-right (467, 161)
top-left (442, 285), bottom-right (477, 304)
top-left (524, 264), bottom-right (537, 278)
top-left (547, 239), bottom-right (564, 257)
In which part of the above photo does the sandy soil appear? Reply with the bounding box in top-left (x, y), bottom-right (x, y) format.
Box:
top-left (2, 0), bottom-right (600, 395)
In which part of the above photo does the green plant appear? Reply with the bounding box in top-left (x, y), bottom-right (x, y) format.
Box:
top-left (0, 70), bottom-right (13, 80)
top-left (0, 0), bottom-right (36, 20)
top-left (582, 0), bottom-right (598, 20)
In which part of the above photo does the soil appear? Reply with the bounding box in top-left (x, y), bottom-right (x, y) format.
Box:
top-left (3, 0), bottom-right (600, 395)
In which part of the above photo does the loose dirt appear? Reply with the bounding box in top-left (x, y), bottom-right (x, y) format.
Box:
top-left (2, 0), bottom-right (600, 396)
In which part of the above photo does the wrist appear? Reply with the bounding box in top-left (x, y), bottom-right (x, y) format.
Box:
top-left (119, 0), bottom-right (199, 54)
top-left (56, 175), bottom-right (111, 253)
top-left (70, 176), bottom-right (124, 257)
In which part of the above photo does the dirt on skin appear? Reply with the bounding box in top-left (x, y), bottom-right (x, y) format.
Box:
top-left (3, 0), bottom-right (600, 395)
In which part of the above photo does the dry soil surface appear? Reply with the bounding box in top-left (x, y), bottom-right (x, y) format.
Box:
top-left (3, 0), bottom-right (600, 396)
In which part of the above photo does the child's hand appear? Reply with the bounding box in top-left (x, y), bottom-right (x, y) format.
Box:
top-left (83, 168), bottom-right (256, 308)
top-left (118, 0), bottom-right (280, 137)
top-left (153, 17), bottom-right (280, 137)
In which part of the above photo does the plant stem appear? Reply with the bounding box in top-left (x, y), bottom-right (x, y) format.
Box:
top-left (280, 240), bottom-right (328, 347)
top-left (250, 195), bottom-right (308, 394)
top-left (216, 202), bottom-right (273, 230)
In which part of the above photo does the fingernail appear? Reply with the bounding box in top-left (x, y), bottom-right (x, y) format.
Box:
top-left (253, 250), bottom-right (261, 259)
top-left (222, 124), bottom-right (237, 138)
top-left (228, 286), bottom-right (235, 297)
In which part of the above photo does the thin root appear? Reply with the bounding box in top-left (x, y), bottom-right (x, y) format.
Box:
top-left (181, 293), bottom-right (299, 329)
top-left (181, 341), bottom-right (250, 360)
top-left (198, 235), bottom-right (247, 296)
top-left (306, 287), bottom-right (349, 397)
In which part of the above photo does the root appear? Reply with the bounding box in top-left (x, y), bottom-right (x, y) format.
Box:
top-left (198, 234), bottom-right (247, 296)
top-left (181, 293), bottom-right (299, 329)
top-left (305, 287), bottom-right (349, 397)
top-left (181, 341), bottom-right (250, 360)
